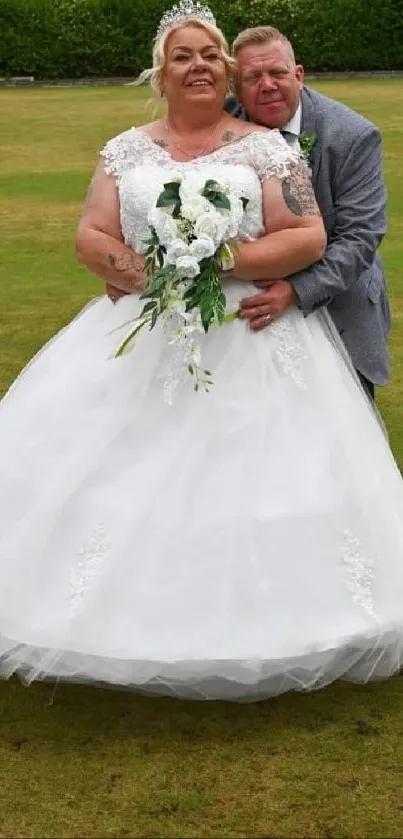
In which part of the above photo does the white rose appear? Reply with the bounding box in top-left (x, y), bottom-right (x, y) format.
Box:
top-left (181, 196), bottom-right (211, 222)
top-left (165, 239), bottom-right (189, 265)
top-left (193, 211), bottom-right (228, 247)
top-left (148, 207), bottom-right (178, 246)
top-left (189, 236), bottom-right (216, 262)
top-left (175, 255), bottom-right (201, 280)
top-left (179, 173), bottom-right (208, 203)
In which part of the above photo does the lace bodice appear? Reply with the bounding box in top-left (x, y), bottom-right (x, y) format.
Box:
top-left (101, 128), bottom-right (300, 253)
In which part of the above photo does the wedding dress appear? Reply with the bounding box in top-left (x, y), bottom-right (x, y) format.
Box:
top-left (1, 128), bottom-right (403, 701)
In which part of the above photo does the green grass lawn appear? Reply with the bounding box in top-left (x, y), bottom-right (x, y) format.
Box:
top-left (1, 80), bottom-right (403, 838)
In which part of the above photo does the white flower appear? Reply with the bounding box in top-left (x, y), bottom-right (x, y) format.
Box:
top-left (148, 207), bottom-right (178, 246)
top-left (165, 239), bottom-right (189, 265)
top-left (186, 342), bottom-right (202, 366)
top-left (183, 309), bottom-right (204, 333)
top-left (189, 236), bottom-right (216, 261)
top-left (166, 287), bottom-right (187, 316)
top-left (181, 195), bottom-right (211, 222)
top-left (175, 255), bottom-right (201, 280)
top-left (193, 210), bottom-right (228, 247)
top-left (169, 173), bottom-right (183, 184)
top-left (166, 308), bottom-right (204, 346)
top-left (179, 173), bottom-right (208, 203)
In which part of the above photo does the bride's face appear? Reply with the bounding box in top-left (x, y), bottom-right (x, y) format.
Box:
top-left (162, 25), bottom-right (227, 106)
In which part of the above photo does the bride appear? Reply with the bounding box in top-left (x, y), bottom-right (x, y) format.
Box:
top-left (1, 1), bottom-right (403, 702)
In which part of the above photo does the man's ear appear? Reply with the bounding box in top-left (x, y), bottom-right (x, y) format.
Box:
top-left (296, 65), bottom-right (305, 85)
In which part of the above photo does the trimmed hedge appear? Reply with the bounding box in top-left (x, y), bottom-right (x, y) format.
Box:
top-left (1, 0), bottom-right (402, 79)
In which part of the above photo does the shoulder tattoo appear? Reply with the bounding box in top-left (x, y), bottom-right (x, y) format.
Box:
top-left (282, 163), bottom-right (321, 217)
top-left (153, 138), bottom-right (168, 149)
top-left (221, 130), bottom-right (237, 143)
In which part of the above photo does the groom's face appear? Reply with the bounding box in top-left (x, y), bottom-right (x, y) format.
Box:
top-left (235, 40), bottom-right (304, 128)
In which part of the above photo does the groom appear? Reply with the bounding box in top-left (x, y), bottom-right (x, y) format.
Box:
top-left (228, 25), bottom-right (390, 399)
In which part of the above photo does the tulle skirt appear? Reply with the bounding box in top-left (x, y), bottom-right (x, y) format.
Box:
top-left (1, 282), bottom-right (403, 701)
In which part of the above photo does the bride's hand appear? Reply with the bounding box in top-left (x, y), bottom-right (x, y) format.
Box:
top-left (106, 283), bottom-right (129, 304)
top-left (105, 253), bottom-right (147, 303)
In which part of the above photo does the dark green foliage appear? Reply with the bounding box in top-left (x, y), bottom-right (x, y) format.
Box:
top-left (1, 0), bottom-right (402, 79)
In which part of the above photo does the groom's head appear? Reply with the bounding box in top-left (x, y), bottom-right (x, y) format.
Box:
top-left (232, 26), bottom-right (304, 128)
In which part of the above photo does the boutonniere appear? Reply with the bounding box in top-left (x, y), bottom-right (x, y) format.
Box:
top-left (299, 131), bottom-right (317, 161)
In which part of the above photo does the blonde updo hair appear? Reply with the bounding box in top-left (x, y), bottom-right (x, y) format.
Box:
top-left (137, 18), bottom-right (236, 96)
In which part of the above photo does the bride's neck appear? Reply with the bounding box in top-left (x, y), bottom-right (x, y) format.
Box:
top-left (166, 106), bottom-right (226, 135)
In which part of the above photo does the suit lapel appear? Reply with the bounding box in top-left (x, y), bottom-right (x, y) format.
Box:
top-left (300, 87), bottom-right (321, 185)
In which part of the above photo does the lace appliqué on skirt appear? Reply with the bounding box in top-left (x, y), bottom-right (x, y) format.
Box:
top-left (271, 317), bottom-right (308, 388)
top-left (342, 530), bottom-right (378, 621)
top-left (68, 525), bottom-right (110, 614)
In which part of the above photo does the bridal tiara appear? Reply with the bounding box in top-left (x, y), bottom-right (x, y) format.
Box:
top-left (155, 0), bottom-right (217, 42)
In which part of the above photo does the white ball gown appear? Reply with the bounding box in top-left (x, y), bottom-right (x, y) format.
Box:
top-left (1, 128), bottom-right (403, 702)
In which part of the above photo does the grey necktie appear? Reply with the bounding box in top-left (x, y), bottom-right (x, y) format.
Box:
top-left (280, 129), bottom-right (296, 146)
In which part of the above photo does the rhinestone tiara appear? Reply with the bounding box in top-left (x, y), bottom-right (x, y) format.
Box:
top-left (155, 0), bottom-right (217, 42)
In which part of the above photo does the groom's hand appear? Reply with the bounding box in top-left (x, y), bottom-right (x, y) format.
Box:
top-left (240, 279), bottom-right (297, 332)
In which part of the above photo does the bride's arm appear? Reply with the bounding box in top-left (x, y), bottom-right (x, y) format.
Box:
top-left (231, 162), bottom-right (326, 281)
top-left (75, 161), bottom-right (146, 293)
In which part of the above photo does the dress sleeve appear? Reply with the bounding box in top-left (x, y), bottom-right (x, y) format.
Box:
top-left (100, 128), bottom-right (141, 178)
top-left (247, 129), bottom-right (302, 181)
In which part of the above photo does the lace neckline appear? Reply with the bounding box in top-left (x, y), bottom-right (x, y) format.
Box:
top-left (132, 127), bottom-right (272, 164)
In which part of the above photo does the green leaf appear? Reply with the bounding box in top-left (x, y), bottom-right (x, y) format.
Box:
top-left (299, 131), bottom-right (317, 160)
top-left (150, 307), bottom-right (159, 330)
top-left (157, 194), bottom-right (176, 208)
top-left (115, 318), bottom-right (150, 357)
top-left (157, 181), bottom-right (181, 208)
top-left (139, 300), bottom-right (157, 315)
top-left (202, 179), bottom-right (221, 193)
top-left (209, 194), bottom-right (231, 210)
top-left (163, 181), bottom-right (181, 197)
top-left (143, 234), bottom-right (159, 246)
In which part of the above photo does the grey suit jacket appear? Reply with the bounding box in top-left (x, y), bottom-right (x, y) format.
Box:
top-left (225, 87), bottom-right (390, 385)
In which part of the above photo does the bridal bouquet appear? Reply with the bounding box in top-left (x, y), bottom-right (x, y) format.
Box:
top-left (116, 173), bottom-right (248, 400)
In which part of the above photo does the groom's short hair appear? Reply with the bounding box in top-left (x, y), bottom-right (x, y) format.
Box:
top-left (232, 26), bottom-right (296, 67)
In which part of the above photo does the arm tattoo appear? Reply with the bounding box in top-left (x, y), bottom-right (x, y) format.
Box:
top-left (221, 130), bottom-right (236, 143)
top-left (108, 253), bottom-right (147, 291)
top-left (282, 163), bottom-right (321, 217)
top-left (108, 253), bottom-right (143, 273)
